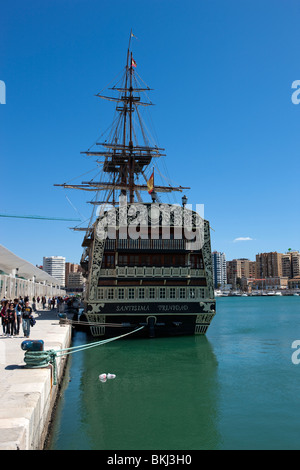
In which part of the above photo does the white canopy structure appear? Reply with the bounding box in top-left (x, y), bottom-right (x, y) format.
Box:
top-left (0, 244), bottom-right (62, 286)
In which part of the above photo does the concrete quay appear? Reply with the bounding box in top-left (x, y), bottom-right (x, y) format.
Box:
top-left (0, 308), bottom-right (72, 450)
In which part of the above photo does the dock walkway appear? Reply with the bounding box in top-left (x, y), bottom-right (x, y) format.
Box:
top-left (0, 308), bottom-right (71, 450)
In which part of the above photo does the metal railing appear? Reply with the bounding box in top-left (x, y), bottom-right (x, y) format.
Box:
top-left (105, 238), bottom-right (187, 251)
top-left (99, 266), bottom-right (205, 278)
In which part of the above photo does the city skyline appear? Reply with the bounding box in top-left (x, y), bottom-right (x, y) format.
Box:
top-left (1, 1), bottom-right (300, 266)
top-left (212, 249), bottom-right (300, 292)
top-left (2, 241), bottom-right (299, 292)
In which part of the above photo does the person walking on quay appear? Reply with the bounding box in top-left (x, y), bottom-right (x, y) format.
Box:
top-left (22, 300), bottom-right (33, 338)
top-left (42, 296), bottom-right (46, 310)
top-left (57, 297), bottom-right (64, 313)
top-left (32, 296), bottom-right (36, 312)
top-left (1, 299), bottom-right (8, 336)
top-left (48, 297), bottom-right (51, 310)
top-left (6, 302), bottom-right (16, 337)
top-left (14, 298), bottom-right (22, 335)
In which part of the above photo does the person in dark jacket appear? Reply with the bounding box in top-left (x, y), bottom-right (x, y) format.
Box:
top-left (14, 299), bottom-right (22, 335)
top-left (22, 300), bottom-right (33, 338)
top-left (1, 300), bottom-right (8, 336)
top-left (6, 302), bottom-right (16, 337)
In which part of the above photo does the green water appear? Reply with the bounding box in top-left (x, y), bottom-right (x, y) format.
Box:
top-left (47, 297), bottom-right (300, 450)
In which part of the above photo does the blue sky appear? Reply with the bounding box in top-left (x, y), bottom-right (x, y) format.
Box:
top-left (1, 0), bottom-right (300, 266)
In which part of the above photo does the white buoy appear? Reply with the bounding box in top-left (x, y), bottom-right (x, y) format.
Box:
top-left (99, 373), bottom-right (116, 382)
top-left (107, 373), bottom-right (116, 379)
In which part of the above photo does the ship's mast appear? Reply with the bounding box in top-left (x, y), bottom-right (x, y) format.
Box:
top-left (121, 36), bottom-right (130, 196)
top-left (122, 34), bottom-right (139, 203)
top-left (54, 32), bottom-right (190, 215)
top-left (129, 51), bottom-right (135, 203)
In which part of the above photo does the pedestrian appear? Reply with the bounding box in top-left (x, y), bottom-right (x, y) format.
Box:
top-left (22, 300), bottom-right (33, 338)
top-left (48, 297), bottom-right (51, 309)
top-left (42, 296), bottom-right (46, 309)
top-left (14, 298), bottom-right (22, 335)
top-left (37, 296), bottom-right (40, 307)
top-left (32, 296), bottom-right (36, 312)
top-left (1, 300), bottom-right (8, 336)
top-left (19, 297), bottom-right (24, 312)
top-left (57, 297), bottom-right (64, 313)
top-left (6, 302), bottom-right (16, 337)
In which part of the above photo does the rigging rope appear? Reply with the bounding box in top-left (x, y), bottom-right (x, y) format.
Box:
top-left (65, 195), bottom-right (86, 222)
top-left (59, 317), bottom-right (125, 328)
top-left (23, 326), bottom-right (144, 384)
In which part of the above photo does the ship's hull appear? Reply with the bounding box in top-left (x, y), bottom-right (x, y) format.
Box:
top-left (81, 300), bottom-right (216, 338)
top-left (85, 315), bottom-right (210, 338)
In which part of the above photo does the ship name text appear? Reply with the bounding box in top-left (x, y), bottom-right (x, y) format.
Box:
top-left (115, 304), bottom-right (190, 313)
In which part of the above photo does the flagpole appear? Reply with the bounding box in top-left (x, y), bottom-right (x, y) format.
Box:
top-left (128, 30), bottom-right (138, 54)
top-left (128, 29), bottom-right (132, 54)
top-left (127, 30), bottom-right (132, 71)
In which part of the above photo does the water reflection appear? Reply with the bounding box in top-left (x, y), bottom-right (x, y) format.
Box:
top-left (49, 333), bottom-right (221, 450)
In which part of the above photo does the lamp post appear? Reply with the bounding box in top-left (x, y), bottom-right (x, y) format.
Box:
top-left (151, 190), bottom-right (157, 203)
top-left (182, 194), bottom-right (188, 207)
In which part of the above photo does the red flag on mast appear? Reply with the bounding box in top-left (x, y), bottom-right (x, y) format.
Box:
top-left (147, 171), bottom-right (154, 194)
top-left (131, 57), bottom-right (137, 68)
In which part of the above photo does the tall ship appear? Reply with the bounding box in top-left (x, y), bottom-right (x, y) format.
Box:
top-left (55, 33), bottom-right (216, 338)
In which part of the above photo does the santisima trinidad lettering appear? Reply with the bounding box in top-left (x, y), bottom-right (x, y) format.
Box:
top-left (116, 304), bottom-right (150, 312)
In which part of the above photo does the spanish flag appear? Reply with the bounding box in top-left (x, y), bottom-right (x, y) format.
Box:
top-left (147, 171), bottom-right (154, 194)
top-left (131, 57), bottom-right (137, 68)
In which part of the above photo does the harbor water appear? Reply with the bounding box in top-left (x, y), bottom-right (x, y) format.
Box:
top-left (47, 296), bottom-right (300, 450)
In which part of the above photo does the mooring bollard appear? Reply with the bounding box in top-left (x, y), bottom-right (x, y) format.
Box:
top-left (21, 340), bottom-right (44, 352)
top-left (21, 340), bottom-right (58, 384)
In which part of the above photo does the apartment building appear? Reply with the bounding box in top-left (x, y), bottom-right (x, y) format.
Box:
top-left (67, 272), bottom-right (85, 292)
top-left (281, 251), bottom-right (300, 278)
top-left (43, 256), bottom-right (66, 286)
top-left (227, 258), bottom-right (256, 288)
top-left (65, 262), bottom-right (83, 286)
top-left (255, 252), bottom-right (283, 278)
top-left (249, 277), bottom-right (289, 291)
top-left (212, 251), bottom-right (227, 288)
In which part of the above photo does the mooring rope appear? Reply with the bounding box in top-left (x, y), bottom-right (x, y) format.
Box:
top-left (59, 317), bottom-right (125, 328)
top-left (23, 326), bottom-right (144, 385)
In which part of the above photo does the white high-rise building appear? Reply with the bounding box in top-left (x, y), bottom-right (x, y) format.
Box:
top-left (43, 256), bottom-right (66, 286)
top-left (212, 251), bottom-right (227, 289)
